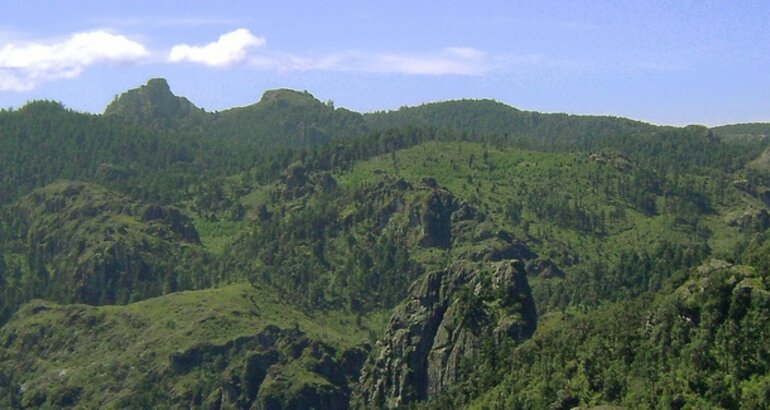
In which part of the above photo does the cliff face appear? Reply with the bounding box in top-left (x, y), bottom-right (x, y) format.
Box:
top-left (356, 259), bottom-right (537, 408)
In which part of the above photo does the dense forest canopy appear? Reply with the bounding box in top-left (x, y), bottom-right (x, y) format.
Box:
top-left (1, 79), bottom-right (770, 408)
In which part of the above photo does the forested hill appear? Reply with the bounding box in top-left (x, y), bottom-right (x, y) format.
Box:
top-left (104, 78), bottom-right (208, 130)
top-left (1, 78), bottom-right (763, 208)
top-left (106, 78), bottom-right (369, 145)
top-left (208, 88), bottom-right (368, 147)
top-left (0, 80), bottom-right (374, 206)
top-left (712, 122), bottom-right (770, 141)
top-left (365, 100), bottom-right (767, 176)
top-left (364, 99), bottom-right (657, 149)
top-left (2, 79), bottom-right (770, 408)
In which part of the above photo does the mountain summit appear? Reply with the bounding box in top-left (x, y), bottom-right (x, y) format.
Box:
top-left (210, 88), bottom-right (369, 146)
top-left (104, 78), bottom-right (207, 129)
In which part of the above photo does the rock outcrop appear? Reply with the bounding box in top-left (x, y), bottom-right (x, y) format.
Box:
top-left (104, 78), bottom-right (207, 129)
top-left (190, 325), bottom-right (368, 410)
top-left (356, 260), bottom-right (537, 408)
top-left (277, 163), bottom-right (339, 200)
top-left (419, 189), bottom-right (456, 248)
top-left (725, 208), bottom-right (770, 232)
top-left (589, 151), bottom-right (633, 172)
top-left (733, 179), bottom-right (770, 207)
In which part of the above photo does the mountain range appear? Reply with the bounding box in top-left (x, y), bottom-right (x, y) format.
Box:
top-left (1, 79), bottom-right (769, 409)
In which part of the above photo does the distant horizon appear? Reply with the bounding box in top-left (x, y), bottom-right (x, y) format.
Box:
top-left (2, 2), bottom-right (769, 127)
top-left (5, 76), bottom-right (766, 130)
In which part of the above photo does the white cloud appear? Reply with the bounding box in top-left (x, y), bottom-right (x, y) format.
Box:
top-left (245, 47), bottom-right (494, 76)
top-left (444, 47), bottom-right (487, 60)
top-left (168, 28), bottom-right (265, 67)
top-left (370, 47), bottom-right (490, 75)
top-left (165, 32), bottom-right (492, 75)
top-left (0, 27), bottom-right (502, 92)
top-left (0, 30), bottom-right (148, 91)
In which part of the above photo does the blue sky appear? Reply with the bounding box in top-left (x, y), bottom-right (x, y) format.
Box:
top-left (1, 1), bottom-right (768, 126)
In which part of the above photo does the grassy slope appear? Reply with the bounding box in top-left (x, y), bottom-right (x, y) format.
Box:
top-left (6, 139), bottom-right (758, 406)
top-left (0, 283), bottom-right (385, 408)
top-left (193, 139), bottom-right (761, 312)
top-left (183, 138), bottom-right (764, 328)
top-left (335, 141), bottom-right (761, 307)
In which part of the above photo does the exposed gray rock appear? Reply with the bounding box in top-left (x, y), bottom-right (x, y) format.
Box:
top-left (419, 189), bottom-right (457, 248)
top-left (356, 260), bottom-right (537, 408)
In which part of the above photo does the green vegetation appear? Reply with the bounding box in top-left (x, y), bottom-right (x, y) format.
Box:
top-left (105, 78), bottom-right (207, 130)
top-left (0, 283), bottom-right (384, 408)
top-left (420, 257), bottom-right (770, 409)
top-left (712, 122), bottom-right (770, 142)
top-left (335, 140), bottom-right (753, 312)
top-left (1, 78), bottom-right (770, 408)
top-left (0, 180), bottom-right (210, 324)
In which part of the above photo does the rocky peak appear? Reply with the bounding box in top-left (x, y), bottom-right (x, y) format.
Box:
top-left (104, 78), bottom-right (206, 128)
top-left (277, 163), bottom-right (338, 200)
top-left (356, 259), bottom-right (537, 408)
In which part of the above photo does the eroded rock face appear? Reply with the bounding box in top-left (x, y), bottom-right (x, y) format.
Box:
top-left (281, 162), bottom-right (311, 200)
top-left (356, 260), bottom-right (537, 408)
top-left (278, 164), bottom-right (339, 200)
top-left (419, 189), bottom-right (456, 249)
top-left (183, 325), bottom-right (369, 410)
